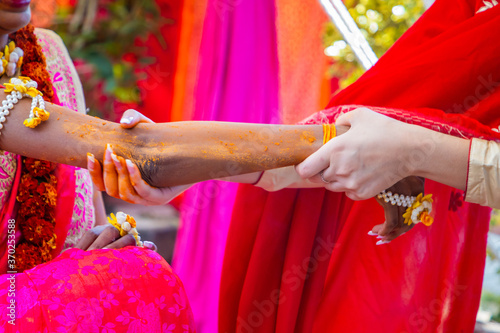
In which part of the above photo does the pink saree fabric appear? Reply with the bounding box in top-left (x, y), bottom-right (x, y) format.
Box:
top-left (172, 0), bottom-right (281, 331)
top-left (0, 248), bottom-right (195, 332)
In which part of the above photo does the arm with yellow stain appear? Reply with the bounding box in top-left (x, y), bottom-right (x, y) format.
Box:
top-left (0, 89), bottom-right (347, 188)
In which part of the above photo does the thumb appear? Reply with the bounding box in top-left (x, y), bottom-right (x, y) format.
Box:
top-left (334, 111), bottom-right (355, 128)
top-left (295, 142), bottom-right (332, 179)
top-left (335, 107), bottom-right (373, 127)
top-left (120, 109), bottom-right (155, 128)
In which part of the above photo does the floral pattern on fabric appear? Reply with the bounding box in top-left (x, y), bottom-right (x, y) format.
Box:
top-left (477, 0), bottom-right (498, 13)
top-left (448, 190), bottom-right (465, 212)
top-left (0, 247), bottom-right (195, 332)
top-left (0, 152), bottom-right (17, 208)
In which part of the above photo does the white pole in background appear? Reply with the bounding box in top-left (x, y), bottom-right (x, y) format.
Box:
top-left (319, 0), bottom-right (378, 70)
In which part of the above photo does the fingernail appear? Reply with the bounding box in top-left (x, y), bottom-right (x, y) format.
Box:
top-left (120, 117), bottom-right (133, 124)
top-left (126, 159), bottom-right (135, 171)
top-left (143, 241), bottom-right (154, 249)
top-left (376, 235), bottom-right (384, 239)
top-left (367, 231), bottom-right (378, 236)
top-left (376, 240), bottom-right (390, 246)
top-left (111, 153), bottom-right (121, 168)
top-left (87, 153), bottom-right (95, 169)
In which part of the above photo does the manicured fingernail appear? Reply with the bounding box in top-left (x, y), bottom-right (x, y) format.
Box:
top-left (144, 241), bottom-right (154, 249)
top-left (111, 154), bottom-right (121, 169)
top-left (376, 240), bottom-right (390, 245)
top-left (106, 144), bottom-right (114, 156)
top-left (120, 116), bottom-right (133, 124)
top-left (377, 235), bottom-right (384, 239)
top-left (126, 159), bottom-right (135, 171)
top-left (367, 231), bottom-right (377, 236)
top-left (87, 153), bottom-right (95, 169)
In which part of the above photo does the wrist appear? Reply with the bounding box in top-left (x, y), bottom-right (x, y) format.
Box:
top-left (335, 124), bottom-right (349, 136)
top-left (395, 123), bottom-right (424, 178)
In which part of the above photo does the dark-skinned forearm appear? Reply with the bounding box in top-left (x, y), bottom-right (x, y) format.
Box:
top-left (0, 96), bottom-right (130, 168)
top-left (0, 92), bottom-right (347, 187)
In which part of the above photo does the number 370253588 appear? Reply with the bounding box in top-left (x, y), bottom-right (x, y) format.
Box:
top-left (7, 219), bottom-right (16, 268)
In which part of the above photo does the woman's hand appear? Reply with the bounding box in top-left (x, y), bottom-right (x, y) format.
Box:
top-left (296, 107), bottom-right (419, 200)
top-left (369, 176), bottom-right (424, 244)
top-left (75, 224), bottom-right (158, 251)
top-left (87, 109), bottom-right (191, 205)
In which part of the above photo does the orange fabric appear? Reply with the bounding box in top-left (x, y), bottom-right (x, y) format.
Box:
top-left (171, 0), bottom-right (208, 122)
top-left (275, 0), bottom-right (331, 124)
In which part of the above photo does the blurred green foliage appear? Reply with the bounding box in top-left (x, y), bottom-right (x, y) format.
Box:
top-left (323, 0), bottom-right (425, 88)
top-left (483, 211), bottom-right (500, 322)
top-left (51, 0), bottom-right (170, 118)
top-left (491, 210), bottom-right (500, 228)
top-left (482, 292), bottom-right (500, 322)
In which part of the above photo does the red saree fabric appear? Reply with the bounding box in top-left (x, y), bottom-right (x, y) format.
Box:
top-left (137, 0), bottom-right (184, 123)
top-left (220, 0), bottom-right (500, 332)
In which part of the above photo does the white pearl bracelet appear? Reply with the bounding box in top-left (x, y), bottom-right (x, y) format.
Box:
top-left (0, 90), bottom-right (21, 133)
top-left (377, 190), bottom-right (416, 208)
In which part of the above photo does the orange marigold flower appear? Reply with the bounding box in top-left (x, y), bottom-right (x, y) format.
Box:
top-left (18, 196), bottom-right (46, 218)
top-left (126, 215), bottom-right (137, 228)
top-left (19, 173), bottom-right (38, 190)
top-left (17, 174), bottom-right (37, 202)
top-left (19, 216), bottom-right (55, 245)
top-left (24, 158), bottom-right (53, 178)
top-left (37, 182), bottom-right (57, 206)
top-left (9, 24), bottom-right (58, 271)
top-left (49, 174), bottom-right (58, 184)
top-left (420, 211), bottom-right (434, 227)
top-left (16, 189), bottom-right (31, 203)
top-left (15, 242), bottom-right (45, 272)
top-left (44, 209), bottom-right (56, 224)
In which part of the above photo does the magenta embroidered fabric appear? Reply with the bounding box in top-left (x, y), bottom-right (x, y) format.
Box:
top-left (0, 248), bottom-right (195, 332)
